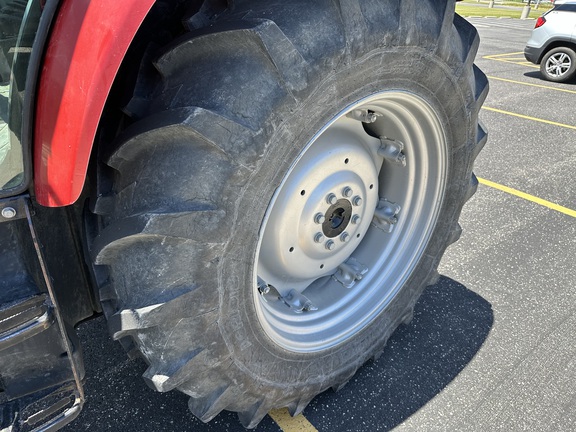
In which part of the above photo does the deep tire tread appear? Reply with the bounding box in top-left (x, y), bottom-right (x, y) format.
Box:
top-left (187, 385), bottom-right (236, 423)
top-left (448, 223), bottom-right (463, 246)
top-left (151, 23), bottom-right (298, 130)
top-left (399, 0), bottom-right (450, 50)
top-left (92, 0), bottom-right (488, 427)
top-left (473, 65), bottom-right (490, 107)
top-left (453, 12), bottom-right (481, 69)
top-left (102, 107), bottom-right (256, 219)
top-left (107, 107), bottom-right (258, 171)
top-left (142, 347), bottom-right (206, 392)
top-left (334, 0), bottom-right (368, 59)
top-left (238, 399), bottom-right (271, 429)
top-left (287, 396), bottom-right (315, 417)
top-left (243, 18), bottom-right (310, 93)
top-left (92, 209), bottom-right (227, 261)
top-left (465, 174), bottom-right (479, 203)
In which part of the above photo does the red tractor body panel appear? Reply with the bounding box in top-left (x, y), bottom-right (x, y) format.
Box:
top-left (34, 0), bottom-right (155, 207)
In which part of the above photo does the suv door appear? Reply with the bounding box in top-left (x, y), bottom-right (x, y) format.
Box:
top-left (549, 4), bottom-right (576, 42)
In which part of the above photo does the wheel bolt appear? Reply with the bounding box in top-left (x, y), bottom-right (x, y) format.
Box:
top-left (351, 214), bottom-right (361, 225)
top-left (314, 232), bottom-right (325, 243)
top-left (326, 193), bottom-right (338, 205)
top-left (325, 240), bottom-right (335, 250)
top-left (314, 213), bottom-right (325, 224)
top-left (257, 278), bottom-right (270, 295)
top-left (352, 196), bottom-right (363, 206)
top-left (340, 232), bottom-right (350, 243)
top-left (342, 186), bottom-right (353, 198)
top-left (1, 207), bottom-right (16, 219)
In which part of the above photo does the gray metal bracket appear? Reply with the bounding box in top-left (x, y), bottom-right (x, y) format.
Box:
top-left (0, 195), bottom-right (85, 431)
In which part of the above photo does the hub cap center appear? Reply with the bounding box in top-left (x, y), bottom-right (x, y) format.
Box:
top-left (323, 199), bottom-right (352, 237)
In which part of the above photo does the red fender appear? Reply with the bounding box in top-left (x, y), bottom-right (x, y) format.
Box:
top-left (34, 0), bottom-right (156, 207)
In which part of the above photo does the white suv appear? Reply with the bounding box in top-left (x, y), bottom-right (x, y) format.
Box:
top-left (524, 2), bottom-right (576, 82)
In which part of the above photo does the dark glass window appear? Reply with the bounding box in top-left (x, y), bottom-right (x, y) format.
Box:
top-left (555, 4), bottom-right (576, 12)
top-left (0, 0), bottom-right (41, 191)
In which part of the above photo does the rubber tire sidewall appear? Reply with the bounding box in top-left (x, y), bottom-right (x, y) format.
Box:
top-left (217, 47), bottom-right (474, 391)
top-left (540, 46), bottom-right (576, 83)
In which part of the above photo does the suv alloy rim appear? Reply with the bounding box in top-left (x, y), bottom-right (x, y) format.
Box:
top-left (546, 51), bottom-right (572, 78)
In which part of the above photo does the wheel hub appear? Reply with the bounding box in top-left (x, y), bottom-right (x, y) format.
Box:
top-left (547, 53), bottom-right (571, 77)
top-left (257, 124), bottom-right (380, 286)
top-left (254, 92), bottom-right (448, 352)
top-left (322, 199), bottom-right (352, 238)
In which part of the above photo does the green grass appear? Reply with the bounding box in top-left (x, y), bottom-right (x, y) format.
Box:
top-left (461, 0), bottom-right (552, 6)
top-left (456, 4), bottom-right (549, 18)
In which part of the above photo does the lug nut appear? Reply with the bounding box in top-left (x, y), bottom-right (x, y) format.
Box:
top-left (352, 196), bottom-right (363, 206)
top-left (314, 232), bottom-right (325, 243)
top-left (1, 207), bottom-right (16, 219)
top-left (325, 240), bottom-right (335, 251)
top-left (342, 186), bottom-right (353, 198)
top-left (326, 193), bottom-right (338, 205)
top-left (314, 213), bottom-right (326, 224)
top-left (340, 232), bottom-right (350, 243)
top-left (351, 214), bottom-right (361, 225)
top-left (257, 278), bottom-right (270, 295)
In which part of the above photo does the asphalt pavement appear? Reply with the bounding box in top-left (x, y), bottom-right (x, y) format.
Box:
top-left (64, 18), bottom-right (576, 432)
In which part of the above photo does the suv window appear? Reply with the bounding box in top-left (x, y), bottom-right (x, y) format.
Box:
top-left (0, 0), bottom-right (42, 193)
top-left (555, 4), bottom-right (576, 11)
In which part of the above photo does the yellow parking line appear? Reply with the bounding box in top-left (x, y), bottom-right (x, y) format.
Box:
top-left (520, 61), bottom-right (539, 67)
top-left (269, 408), bottom-right (318, 432)
top-left (482, 106), bottom-right (576, 130)
top-left (478, 177), bottom-right (576, 218)
top-left (487, 58), bottom-right (540, 68)
top-left (485, 51), bottom-right (524, 58)
top-left (487, 76), bottom-right (576, 94)
top-left (483, 52), bottom-right (540, 69)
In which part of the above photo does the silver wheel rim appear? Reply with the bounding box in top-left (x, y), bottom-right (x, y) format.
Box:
top-left (546, 52), bottom-right (572, 78)
top-left (254, 91), bottom-right (448, 353)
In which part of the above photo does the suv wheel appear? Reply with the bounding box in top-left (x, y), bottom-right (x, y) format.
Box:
top-left (541, 46), bottom-right (576, 82)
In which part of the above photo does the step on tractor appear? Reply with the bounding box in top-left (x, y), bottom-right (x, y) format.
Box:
top-left (0, 0), bottom-right (487, 429)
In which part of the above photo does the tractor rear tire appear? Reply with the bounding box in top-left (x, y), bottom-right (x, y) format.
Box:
top-left (91, 0), bottom-right (488, 427)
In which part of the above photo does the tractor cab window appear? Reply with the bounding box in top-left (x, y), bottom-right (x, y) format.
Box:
top-left (0, 0), bottom-right (41, 192)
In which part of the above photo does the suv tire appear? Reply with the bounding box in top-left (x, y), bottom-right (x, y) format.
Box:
top-left (540, 46), bottom-right (576, 82)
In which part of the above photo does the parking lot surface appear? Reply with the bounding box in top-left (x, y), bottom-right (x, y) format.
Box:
top-left (64, 18), bottom-right (576, 432)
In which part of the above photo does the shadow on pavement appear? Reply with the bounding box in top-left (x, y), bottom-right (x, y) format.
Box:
top-left (304, 276), bottom-right (494, 431)
top-left (63, 318), bottom-right (264, 432)
top-left (65, 276), bottom-right (493, 431)
top-left (523, 70), bottom-right (576, 85)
